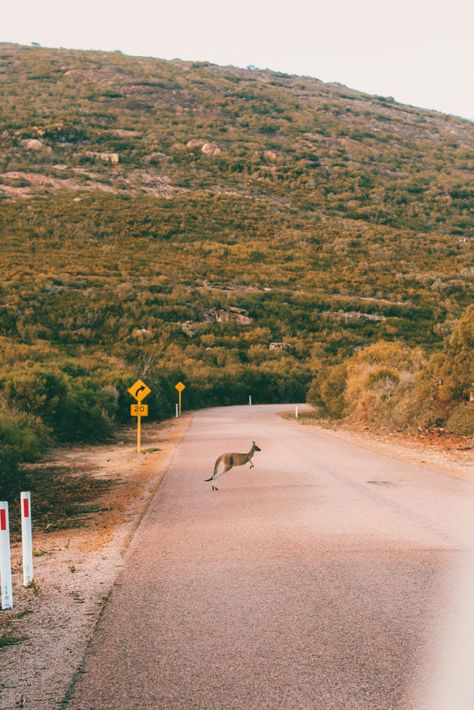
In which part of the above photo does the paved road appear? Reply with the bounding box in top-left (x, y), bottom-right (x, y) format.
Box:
top-left (66, 405), bottom-right (474, 709)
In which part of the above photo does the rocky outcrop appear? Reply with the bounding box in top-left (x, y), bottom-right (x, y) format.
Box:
top-left (84, 151), bottom-right (119, 164)
top-left (131, 328), bottom-right (153, 339)
top-left (323, 310), bottom-right (386, 323)
top-left (203, 307), bottom-right (253, 325)
top-left (186, 139), bottom-right (221, 156)
top-left (201, 142), bottom-right (221, 156)
top-left (21, 138), bottom-right (52, 152)
top-left (263, 150), bottom-right (281, 162)
top-left (269, 342), bottom-right (293, 352)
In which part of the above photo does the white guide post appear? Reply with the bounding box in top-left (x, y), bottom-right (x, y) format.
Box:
top-left (249, 395), bottom-right (252, 406)
top-left (175, 403), bottom-right (179, 418)
top-left (0, 501), bottom-right (13, 609)
top-left (21, 492), bottom-right (34, 586)
top-left (295, 406), bottom-right (299, 419)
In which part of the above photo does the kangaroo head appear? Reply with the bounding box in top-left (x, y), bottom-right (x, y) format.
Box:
top-left (252, 441), bottom-right (262, 452)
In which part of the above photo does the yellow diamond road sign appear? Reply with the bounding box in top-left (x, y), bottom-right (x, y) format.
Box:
top-left (175, 381), bottom-right (186, 393)
top-left (128, 379), bottom-right (151, 402)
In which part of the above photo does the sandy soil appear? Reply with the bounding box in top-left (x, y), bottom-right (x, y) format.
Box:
top-left (0, 414), bottom-right (191, 710)
top-left (283, 412), bottom-right (473, 481)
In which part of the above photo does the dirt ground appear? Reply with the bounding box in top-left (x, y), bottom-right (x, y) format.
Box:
top-left (282, 411), bottom-right (473, 481)
top-left (0, 414), bottom-right (191, 710)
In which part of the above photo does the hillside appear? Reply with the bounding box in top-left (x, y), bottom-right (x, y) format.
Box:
top-left (0, 42), bottom-right (473, 475)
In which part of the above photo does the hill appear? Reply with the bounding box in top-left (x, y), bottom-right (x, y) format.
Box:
top-left (0, 42), bottom-right (472, 481)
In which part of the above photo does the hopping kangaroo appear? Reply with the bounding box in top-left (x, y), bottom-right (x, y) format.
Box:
top-left (205, 441), bottom-right (262, 491)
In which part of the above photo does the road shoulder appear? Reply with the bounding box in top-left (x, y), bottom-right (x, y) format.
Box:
top-left (0, 414), bottom-right (191, 710)
top-left (281, 411), bottom-right (473, 481)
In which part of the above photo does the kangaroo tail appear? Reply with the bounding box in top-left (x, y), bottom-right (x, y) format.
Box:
top-left (204, 475), bottom-right (214, 482)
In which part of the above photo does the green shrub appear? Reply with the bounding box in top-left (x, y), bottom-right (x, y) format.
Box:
top-left (0, 449), bottom-right (24, 500)
top-left (0, 407), bottom-right (47, 498)
top-left (445, 402), bottom-right (474, 436)
top-left (0, 409), bottom-right (48, 461)
top-left (307, 364), bottom-right (347, 418)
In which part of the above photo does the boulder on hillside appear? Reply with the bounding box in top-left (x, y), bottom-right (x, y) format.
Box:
top-left (201, 142), bottom-right (221, 156)
top-left (269, 342), bottom-right (293, 352)
top-left (181, 321), bottom-right (197, 336)
top-left (186, 139), bottom-right (221, 156)
top-left (203, 307), bottom-right (252, 325)
top-left (263, 150), bottom-right (281, 162)
top-left (84, 151), bottom-right (119, 164)
top-left (131, 328), bottom-right (153, 339)
top-left (323, 310), bottom-right (386, 323)
top-left (21, 138), bottom-right (52, 152)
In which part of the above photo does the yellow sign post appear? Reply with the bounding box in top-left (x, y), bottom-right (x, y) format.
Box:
top-left (175, 381), bottom-right (186, 416)
top-left (128, 380), bottom-right (151, 452)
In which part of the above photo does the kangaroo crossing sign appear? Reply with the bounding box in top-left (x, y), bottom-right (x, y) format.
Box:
top-left (128, 380), bottom-right (151, 452)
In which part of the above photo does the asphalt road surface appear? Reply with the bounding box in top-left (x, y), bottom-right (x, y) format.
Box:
top-left (66, 405), bottom-right (474, 710)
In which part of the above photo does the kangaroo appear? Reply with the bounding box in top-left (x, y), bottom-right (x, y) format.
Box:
top-left (205, 441), bottom-right (262, 491)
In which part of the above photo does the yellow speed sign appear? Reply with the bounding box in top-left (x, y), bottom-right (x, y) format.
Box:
top-left (130, 403), bottom-right (148, 417)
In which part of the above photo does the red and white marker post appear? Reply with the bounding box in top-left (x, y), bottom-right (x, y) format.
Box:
top-left (21, 492), bottom-right (34, 586)
top-left (0, 501), bottom-right (13, 609)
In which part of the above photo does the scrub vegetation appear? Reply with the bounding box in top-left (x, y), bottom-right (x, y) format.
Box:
top-left (0, 43), bottom-right (472, 495)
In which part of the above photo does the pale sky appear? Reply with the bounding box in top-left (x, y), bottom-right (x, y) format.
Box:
top-left (3, 0), bottom-right (474, 120)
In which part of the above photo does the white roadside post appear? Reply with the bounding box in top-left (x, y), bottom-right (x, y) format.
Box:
top-left (249, 395), bottom-right (252, 406)
top-left (0, 501), bottom-right (13, 609)
top-left (295, 406), bottom-right (299, 419)
top-left (175, 403), bottom-right (179, 418)
top-left (21, 492), bottom-right (34, 586)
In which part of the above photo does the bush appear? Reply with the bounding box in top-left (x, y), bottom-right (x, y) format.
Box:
top-left (307, 364), bottom-right (347, 418)
top-left (0, 409), bottom-right (48, 461)
top-left (0, 407), bottom-right (48, 498)
top-left (445, 402), bottom-right (474, 436)
top-left (0, 367), bottom-right (126, 443)
top-left (0, 449), bottom-right (24, 500)
top-left (307, 307), bottom-right (474, 435)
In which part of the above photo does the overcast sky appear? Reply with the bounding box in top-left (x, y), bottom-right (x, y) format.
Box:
top-left (3, 0), bottom-right (473, 120)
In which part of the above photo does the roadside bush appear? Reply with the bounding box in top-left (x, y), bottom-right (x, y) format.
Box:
top-left (343, 341), bottom-right (425, 428)
top-left (0, 367), bottom-right (125, 443)
top-left (0, 408), bottom-right (48, 461)
top-left (0, 449), bottom-right (24, 500)
top-left (431, 305), bottom-right (474, 404)
top-left (407, 306), bottom-right (474, 432)
top-left (0, 407), bottom-right (48, 498)
top-left (444, 403), bottom-right (474, 436)
top-left (307, 363), bottom-right (347, 418)
top-left (307, 307), bottom-right (474, 435)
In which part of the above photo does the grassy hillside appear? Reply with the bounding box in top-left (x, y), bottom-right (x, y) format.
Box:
top-left (0, 42), bottom-right (473, 485)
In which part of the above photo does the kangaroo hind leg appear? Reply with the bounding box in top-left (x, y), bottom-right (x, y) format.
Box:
top-left (212, 463), bottom-right (233, 491)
